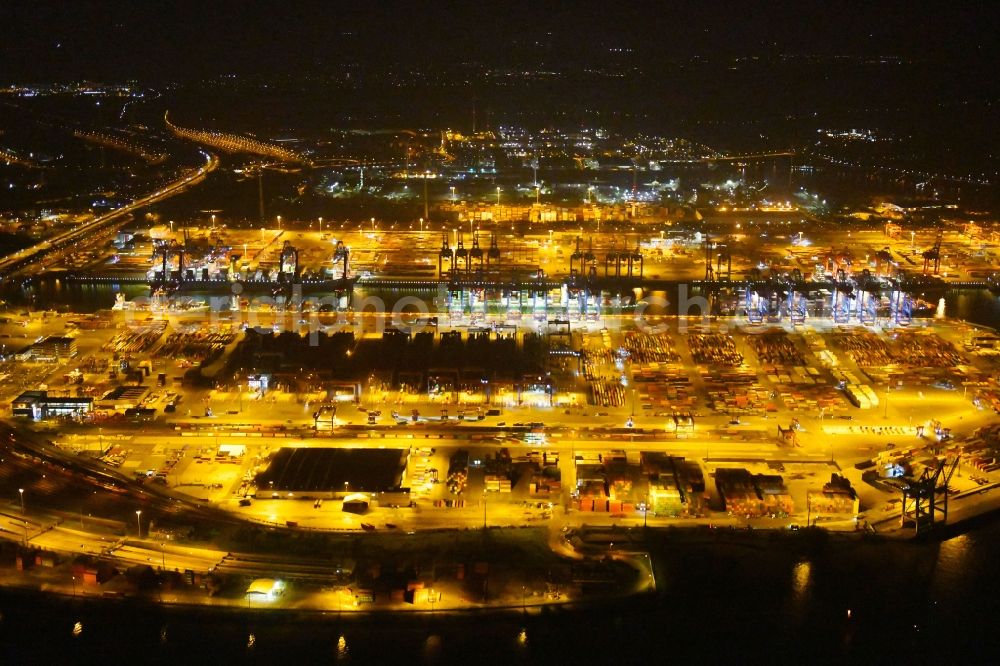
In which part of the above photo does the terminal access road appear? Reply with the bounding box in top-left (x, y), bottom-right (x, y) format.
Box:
top-left (0, 149), bottom-right (218, 279)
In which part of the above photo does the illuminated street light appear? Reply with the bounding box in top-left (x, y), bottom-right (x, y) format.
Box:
top-left (18, 488), bottom-right (24, 514)
top-left (319, 216), bottom-right (323, 232)
top-left (136, 510), bottom-right (142, 539)
top-left (276, 215), bottom-right (282, 230)
top-left (423, 170), bottom-right (430, 220)
top-left (496, 187), bottom-right (501, 206)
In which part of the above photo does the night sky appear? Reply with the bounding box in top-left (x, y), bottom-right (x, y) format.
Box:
top-left (1, 1), bottom-right (997, 82)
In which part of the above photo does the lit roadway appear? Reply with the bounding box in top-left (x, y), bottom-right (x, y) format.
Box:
top-left (166, 112), bottom-right (307, 164)
top-left (0, 509), bottom-right (228, 570)
top-left (0, 389), bottom-right (993, 592)
top-left (108, 368), bottom-right (992, 532)
top-left (118, 424), bottom-right (826, 529)
top-left (0, 149), bottom-right (218, 279)
top-left (652, 150), bottom-right (796, 164)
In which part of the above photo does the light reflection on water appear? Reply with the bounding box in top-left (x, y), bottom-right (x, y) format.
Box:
top-left (792, 560), bottom-right (812, 601)
top-left (336, 634), bottom-right (349, 663)
top-left (423, 634), bottom-right (442, 663)
top-left (931, 533), bottom-right (971, 596)
top-left (5, 520), bottom-right (1000, 663)
top-left (9, 278), bottom-right (999, 330)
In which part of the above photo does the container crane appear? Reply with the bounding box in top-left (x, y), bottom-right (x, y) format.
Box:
top-left (900, 457), bottom-right (960, 535)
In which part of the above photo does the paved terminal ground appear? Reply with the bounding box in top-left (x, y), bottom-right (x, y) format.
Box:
top-left (51, 212), bottom-right (1000, 285)
top-left (1, 220), bottom-right (999, 615)
top-left (4, 305), bottom-right (1000, 540)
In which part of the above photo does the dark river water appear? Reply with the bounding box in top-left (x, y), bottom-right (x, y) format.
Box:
top-left (5, 278), bottom-right (1000, 331)
top-left (3, 520), bottom-right (1000, 663)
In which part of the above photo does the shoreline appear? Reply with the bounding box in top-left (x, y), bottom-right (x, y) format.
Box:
top-left (4, 498), bottom-right (1000, 616)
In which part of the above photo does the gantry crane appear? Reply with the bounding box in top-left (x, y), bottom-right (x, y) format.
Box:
top-left (900, 457), bottom-right (960, 535)
top-left (874, 248), bottom-right (895, 277)
top-left (454, 236), bottom-right (469, 274)
top-left (333, 241), bottom-right (350, 279)
top-left (703, 236), bottom-right (715, 281)
top-left (486, 233), bottom-right (501, 266)
top-left (604, 239), bottom-right (625, 277)
top-left (715, 241), bottom-right (732, 281)
top-left (438, 234), bottom-right (454, 277)
top-left (570, 237), bottom-right (585, 277)
top-left (469, 233), bottom-right (484, 274)
top-left (922, 232), bottom-right (943, 275)
top-left (151, 239), bottom-right (185, 284)
top-left (627, 242), bottom-right (643, 278)
top-left (279, 240), bottom-right (300, 281)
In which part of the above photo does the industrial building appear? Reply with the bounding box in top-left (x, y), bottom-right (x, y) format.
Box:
top-left (11, 390), bottom-right (93, 420)
top-left (715, 468), bottom-right (795, 518)
top-left (254, 447), bottom-right (409, 501)
top-left (14, 335), bottom-right (78, 362)
top-left (573, 450), bottom-right (706, 516)
top-left (806, 474), bottom-right (860, 519)
top-left (97, 385), bottom-right (151, 412)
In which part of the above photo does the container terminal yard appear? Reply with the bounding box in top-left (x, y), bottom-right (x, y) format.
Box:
top-left (2, 205), bottom-right (1000, 614)
top-left (0, 77), bottom-right (998, 618)
top-left (6, 5), bottom-right (1000, 662)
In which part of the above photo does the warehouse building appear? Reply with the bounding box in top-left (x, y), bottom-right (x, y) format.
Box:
top-left (254, 447), bottom-right (409, 502)
top-left (15, 336), bottom-right (78, 362)
top-left (11, 390), bottom-right (93, 420)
